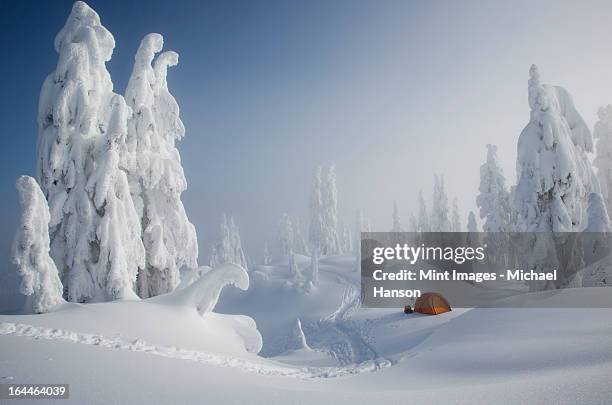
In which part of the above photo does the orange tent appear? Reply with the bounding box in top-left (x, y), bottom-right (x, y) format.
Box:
top-left (414, 292), bottom-right (451, 315)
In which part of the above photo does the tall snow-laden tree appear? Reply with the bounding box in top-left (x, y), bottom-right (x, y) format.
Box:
top-left (278, 213), bottom-right (294, 257)
top-left (514, 65), bottom-right (599, 289)
top-left (309, 166), bottom-right (324, 257)
top-left (417, 191), bottom-right (430, 232)
top-left (12, 176), bottom-right (65, 313)
top-left (431, 175), bottom-right (451, 232)
top-left (514, 65), bottom-right (598, 232)
top-left (86, 95), bottom-right (145, 300)
top-left (125, 33), bottom-right (198, 298)
top-left (467, 211), bottom-right (478, 233)
top-left (321, 164), bottom-right (339, 254)
top-left (477, 144), bottom-right (511, 232)
top-left (594, 105), bottom-right (612, 216)
top-left (451, 198), bottom-right (462, 232)
top-left (36, 1), bottom-right (144, 302)
top-left (391, 200), bottom-right (403, 232)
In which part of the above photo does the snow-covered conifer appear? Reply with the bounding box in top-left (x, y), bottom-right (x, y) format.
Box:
top-left (36, 2), bottom-right (144, 301)
top-left (210, 215), bottom-right (247, 271)
top-left (279, 213), bottom-right (294, 257)
top-left (514, 65), bottom-right (598, 232)
top-left (467, 211), bottom-right (478, 233)
top-left (477, 144), bottom-right (511, 232)
top-left (594, 105), bottom-right (612, 216)
top-left (321, 164), bottom-right (339, 254)
top-left (125, 33), bottom-right (197, 297)
top-left (12, 176), bottom-right (64, 313)
top-left (309, 167), bottom-right (324, 256)
top-left (418, 191), bottom-right (430, 232)
top-left (451, 198), bottom-right (462, 232)
top-left (431, 175), bottom-right (451, 232)
top-left (86, 95), bottom-right (145, 300)
top-left (585, 193), bottom-right (612, 232)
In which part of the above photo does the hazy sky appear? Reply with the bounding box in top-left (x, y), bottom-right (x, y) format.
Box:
top-left (2, 0), bottom-right (612, 269)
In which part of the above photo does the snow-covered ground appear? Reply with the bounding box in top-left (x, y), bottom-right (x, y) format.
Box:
top-left (1, 255), bottom-right (611, 404)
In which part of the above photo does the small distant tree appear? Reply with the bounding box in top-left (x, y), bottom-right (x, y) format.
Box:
top-left (451, 198), bottom-right (462, 232)
top-left (279, 213), bottom-right (295, 257)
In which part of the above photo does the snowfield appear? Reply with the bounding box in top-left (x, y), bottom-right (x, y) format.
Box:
top-left (1, 255), bottom-right (611, 404)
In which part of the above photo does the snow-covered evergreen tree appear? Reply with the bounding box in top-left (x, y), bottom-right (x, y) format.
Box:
top-left (125, 33), bottom-right (198, 298)
top-left (514, 65), bottom-right (599, 289)
top-left (451, 198), bottom-right (462, 232)
top-left (391, 200), bottom-right (403, 232)
top-left (477, 144), bottom-right (511, 232)
top-left (309, 167), bottom-right (325, 271)
top-left (514, 65), bottom-right (598, 232)
top-left (593, 105), bottom-right (612, 216)
top-left (321, 164), bottom-right (339, 254)
top-left (467, 211), bottom-right (478, 233)
top-left (12, 176), bottom-right (65, 313)
top-left (431, 175), bottom-right (451, 232)
top-left (36, 2), bottom-right (144, 301)
top-left (278, 213), bottom-right (295, 257)
top-left (417, 191), bottom-right (430, 232)
top-left (210, 215), bottom-right (247, 271)
top-left (584, 193), bottom-right (612, 232)
top-left (86, 95), bottom-right (145, 300)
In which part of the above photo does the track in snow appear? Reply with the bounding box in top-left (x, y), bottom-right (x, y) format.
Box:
top-left (305, 266), bottom-right (391, 368)
top-left (0, 322), bottom-right (388, 379)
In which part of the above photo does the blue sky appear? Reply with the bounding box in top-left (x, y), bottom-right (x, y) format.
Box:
top-left (2, 0), bottom-right (612, 277)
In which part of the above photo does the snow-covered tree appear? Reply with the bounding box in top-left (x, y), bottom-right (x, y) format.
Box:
top-left (593, 105), bottom-right (612, 216)
top-left (36, 2), bottom-right (144, 302)
top-left (321, 164), bottom-right (339, 254)
top-left (431, 175), bottom-right (451, 232)
top-left (514, 65), bottom-right (598, 232)
top-left (451, 198), bottom-right (462, 232)
top-left (467, 211), bottom-right (478, 233)
top-left (278, 213), bottom-right (295, 257)
top-left (391, 200), bottom-right (403, 232)
top-left (12, 176), bottom-right (64, 313)
top-left (477, 144), bottom-right (511, 232)
top-left (125, 33), bottom-right (198, 298)
top-left (309, 166), bottom-right (325, 273)
top-left (514, 65), bottom-right (599, 289)
top-left (584, 193), bottom-right (612, 232)
top-left (417, 191), bottom-right (430, 232)
top-left (210, 215), bottom-right (247, 271)
top-left (86, 95), bottom-right (145, 300)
